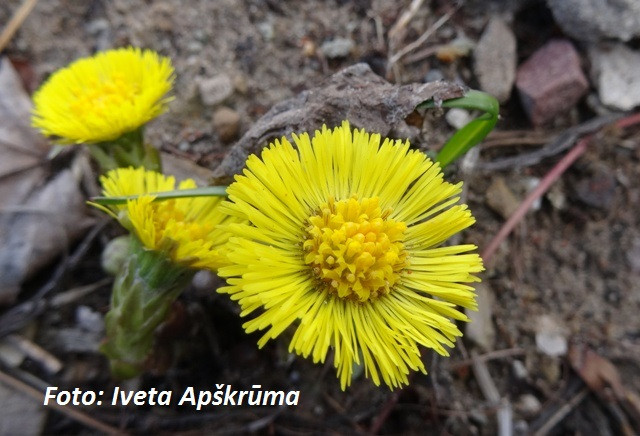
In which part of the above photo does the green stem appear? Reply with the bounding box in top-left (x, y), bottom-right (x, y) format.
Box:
top-left (90, 127), bottom-right (162, 173)
top-left (100, 236), bottom-right (193, 379)
top-left (90, 186), bottom-right (229, 206)
top-left (419, 90), bottom-right (499, 168)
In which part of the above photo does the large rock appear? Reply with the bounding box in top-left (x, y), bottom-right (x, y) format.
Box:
top-left (590, 44), bottom-right (640, 111)
top-left (547, 0), bottom-right (640, 42)
top-left (516, 39), bottom-right (588, 126)
top-left (474, 17), bottom-right (517, 103)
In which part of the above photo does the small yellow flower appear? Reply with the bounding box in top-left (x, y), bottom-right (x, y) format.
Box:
top-left (32, 47), bottom-right (174, 144)
top-left (99, 167), bottom-right (233, 270)
top-left (218, 121), bottom-right (484, 390)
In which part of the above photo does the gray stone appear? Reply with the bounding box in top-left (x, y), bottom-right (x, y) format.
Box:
top-left (320, 38), bottom-right (354, 59)
top-left (197, 74), bottom-right (234, 107)
top-left (474, 17), bottom-right (517, 102)
top-left (590, 44), bottom-right (640, 111)
top-left (516, 39), bottom-right (588, 126)
top-left (465, 283), bottom-right (496, 351)
top-left (547, 0), bottom-right (640, 42)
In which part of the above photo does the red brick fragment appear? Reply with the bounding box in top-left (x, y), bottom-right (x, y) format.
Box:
top-left (516, 40), bottom-right (589, 126)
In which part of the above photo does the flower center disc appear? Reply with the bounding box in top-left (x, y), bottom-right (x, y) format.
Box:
top-left (70, 73), bottom-right (139, 118)
top-left (145, 200), bottom-right (214, 246)
top-left (303, 196), bottom-right (407, 302)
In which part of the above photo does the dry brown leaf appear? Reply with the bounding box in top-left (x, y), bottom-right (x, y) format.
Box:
top-left (569, 342), bottom-right (626, 400)
top-left (569, 343), bottom-right (640, 433)
top-left (0, 57), bottom-right (50, 207)
top-left (210, 63), bottom-right (464, 184)
top-left (0, 58), bottom-right (93, 304)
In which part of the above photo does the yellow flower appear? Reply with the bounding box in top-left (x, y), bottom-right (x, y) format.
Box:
top-left (218, 121), bottom-right (484, 390)
top-left (99, 167), bottom-right (233, 270)
top-left (32, 47), bottom-right (174, 144)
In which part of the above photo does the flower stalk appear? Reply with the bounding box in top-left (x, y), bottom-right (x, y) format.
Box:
top-left (100, 236), bottom-right (194, 379)
top-left (88, 128), bottom-right (162, 173)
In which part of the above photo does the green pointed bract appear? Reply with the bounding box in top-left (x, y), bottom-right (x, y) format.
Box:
top-left (100, 236), bottom-right (193, 379)
top-left (88, 127), bottom-right (162, 173)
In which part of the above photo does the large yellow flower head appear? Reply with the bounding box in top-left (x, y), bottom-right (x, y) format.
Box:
top-left (32, 47), bottom-right (174, 144)
top-left (219, 121), bottom-right (484, 390)
top-left (99, 167), bottom-right (233, 270)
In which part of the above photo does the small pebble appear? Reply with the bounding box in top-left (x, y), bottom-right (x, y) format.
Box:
top-left (535, 315), bottom-right (567, 357)
top-left (473, 16), bottom-right (516, 102)
top-left (465, 283), bottom-right (495, 351)
top-left (514, 420), bottom-right (529, 435)
top-left (320, 38), bottom-right (354, 58)
top-left (257, 21), bottom-right (274, 41)
top-left (512, 359), bottom-right (528, 380)
top-left (198, 74), bottom-right (234, 107)
top-left (192, 270), bottom-right (217, 292)
top-left (76, 306), bottom-right (104, 334)
top-left (485, 176), bottom-right (520, 220)
top-left (546, 183), bottom-right (566, 210)
top-left (445, 108), bottom-right (471, 130)
top-left (101, 236), bottom-right (130, 276)
top-left (212, 107), bottom-right (241, 143)
top-left (233, 74), bottom-right (248, 95)
top-left (575, 171), bottom-right (616, 210)
top-left (516, 394), bottom-right (541, 417)
top-left (424, 69), bottom-right (445, 82)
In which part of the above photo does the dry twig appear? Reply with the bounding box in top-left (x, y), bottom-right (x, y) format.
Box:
top-left (369, 389), bottom-right (402, 435)
top-left (532, 388), bottom-right (589, 436)
top-left (477, 113), bottom-right (622, 171)
top-left (387, 6), bottom-right (459, 75)
top-left (447, 347), bottom-right (525, 370)
top-left (481, 111), bottom-right (640, 265)
top-left (471, 351), bottom-right (512, 436)
top-left (4, 334), bottom-right (62, 373)
top-left (0, 0), bottom-right (38, 52)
